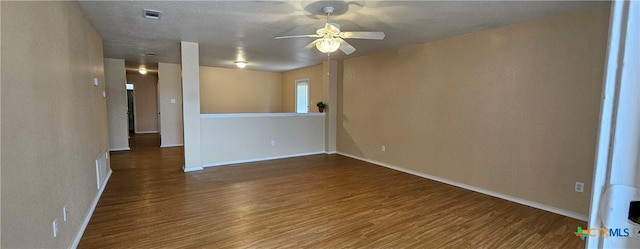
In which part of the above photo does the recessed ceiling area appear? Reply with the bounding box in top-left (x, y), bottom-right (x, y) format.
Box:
top-left (79, 1), bottom-right (608, 72)
top-left (125, 61), bottom-right (157, 74)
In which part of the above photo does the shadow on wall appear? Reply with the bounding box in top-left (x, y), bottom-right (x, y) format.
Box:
top-left (337, 115), bottom-right (364, 158)
top-left (336, 75), bottom-right (364, 159)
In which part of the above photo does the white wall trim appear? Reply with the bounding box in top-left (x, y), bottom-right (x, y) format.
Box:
top-left (201, 113), bottom-right (325, 119)
top-left (70, 169), bottom-right (112, 249)
top-left (337, 152), bottom-right (588, 221)
top-left (202, 151), bottom-right (326, 168)
top-left (109, 147), bottom-right (130, 152)
top-left (160, 144), bottom-right (183, 148)
top-left (325, 151), bottom-right (337, 154)
top-left (183, 165), bottom-right (204, 172)
top-left (135, 131), bottom-right (159, 134)
top-left (131, 87), bottom-right (138, 136)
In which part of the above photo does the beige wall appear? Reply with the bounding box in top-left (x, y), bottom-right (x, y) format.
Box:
top-left (1, 1), bottom-right (109, 248)
top-left (158, 63), bottom-right (184, 147)
top-left (337, 6), bottom-right (609, 216)
top-left (200, 66), bottom-right (282, 113)
top-left (201, 114), bottom-right (325, 166)
top-left (105, 58), bottom-right (129, 150)
top-left (281, 64), bottom-right (324, 113)
top-left (127, 73), bottom-right (159, 133)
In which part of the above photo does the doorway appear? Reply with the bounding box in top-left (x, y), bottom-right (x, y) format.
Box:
top-left (126, 83), bottom-right (135, 133)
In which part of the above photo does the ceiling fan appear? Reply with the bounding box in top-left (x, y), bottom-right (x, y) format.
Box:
top-left (274, 6), bottom-right (385, 55)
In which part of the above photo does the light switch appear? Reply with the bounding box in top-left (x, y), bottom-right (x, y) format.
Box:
top-left (170, 99), bottom-right (176, 104)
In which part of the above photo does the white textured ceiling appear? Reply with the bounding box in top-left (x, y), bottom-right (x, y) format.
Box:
top-left (79, 1), bottom-right (608, 72)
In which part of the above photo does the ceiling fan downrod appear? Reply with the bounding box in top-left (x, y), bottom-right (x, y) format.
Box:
top-left (323, 6), bottom-right (335, 33)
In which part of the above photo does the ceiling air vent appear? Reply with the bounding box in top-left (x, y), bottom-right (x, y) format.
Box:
top-left (143, 9), bottom-right (161, 20)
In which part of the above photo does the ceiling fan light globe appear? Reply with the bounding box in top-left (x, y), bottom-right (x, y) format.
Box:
top-left (330, 40), bottom-right (340, 52)
top-left (316, 38), bottom-right (340, 53)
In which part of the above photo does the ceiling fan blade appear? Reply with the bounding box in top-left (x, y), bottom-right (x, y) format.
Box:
top-left (274, 34), bottom-right (321, 40)
top-left (336, 38), bottom-right (356, 55)
top-left (325, 23), bottom-right (340, 34)
top-left (340, 31), bottom-right (385, 40)
top-left (304, 39), bottom-right (322, 50)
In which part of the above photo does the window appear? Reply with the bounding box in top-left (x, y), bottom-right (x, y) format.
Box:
top-left (295, 80), bottom-right (309, 113)
top-left (126, 83), bottom-right (134, 90)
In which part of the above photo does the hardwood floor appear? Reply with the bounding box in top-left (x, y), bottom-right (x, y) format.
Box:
top-left (79, 134), bottom-right (587, 248)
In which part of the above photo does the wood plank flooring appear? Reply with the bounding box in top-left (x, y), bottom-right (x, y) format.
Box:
top-left (79, 134), bottom-right (587, 248)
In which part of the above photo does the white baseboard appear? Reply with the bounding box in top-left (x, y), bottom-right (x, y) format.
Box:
top-left (202, 151), bottom-right (326, 168)
top-left (109, 147), bottom-right (130, 152)
top-left (135, 131), bottom-right (159, 134)
top-left (325, 151), bottom-right (337, 154)
top-left (183, 165), bottom-right (204, 172)
top-left (160, 143), bottom-right (183, 148)
top-left (337, 152), bottom-right (588, 221)
top-left (70, 169), bottom-right (112, 248)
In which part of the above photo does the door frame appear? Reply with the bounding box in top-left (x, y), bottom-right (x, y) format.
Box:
top-left (587, 1), bottom-right (640, 248)
top-left (127, 83), bottom-right (137, 134)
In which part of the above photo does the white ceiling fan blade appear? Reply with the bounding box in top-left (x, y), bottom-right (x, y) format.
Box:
top-left (274, 34), bottom-right (321, 40)
top-left (304, 39), bottom-right (322, 50)
top-left (325, 23), bottom-right (341, 34)
top-left (340, 31), bottom-right (385, 40)
top-left (336, 38), bottom-right (356, 55)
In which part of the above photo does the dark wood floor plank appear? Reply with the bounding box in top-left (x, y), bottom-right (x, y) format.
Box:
top-left (79, 134), bottom-right (586, 248)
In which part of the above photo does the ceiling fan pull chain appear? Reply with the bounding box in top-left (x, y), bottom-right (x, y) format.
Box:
top-left (327, 53), bottom-right (331, 76)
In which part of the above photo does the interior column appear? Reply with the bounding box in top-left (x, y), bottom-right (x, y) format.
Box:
top-left (181, 41), bottom-right (203, 172)
top-left (323, 60), bottom-right (339, 153)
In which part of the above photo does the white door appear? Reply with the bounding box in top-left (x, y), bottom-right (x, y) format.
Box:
top-left (295, 80), bottom-right (309, 113)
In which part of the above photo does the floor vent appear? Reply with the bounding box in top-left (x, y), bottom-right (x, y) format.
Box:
top-left (95, 152), bottom-right (108, 189)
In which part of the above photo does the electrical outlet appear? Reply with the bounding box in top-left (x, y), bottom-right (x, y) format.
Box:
top-left (381, 145), bottom-right (386, 152)
top-left (52, 219), bottom-right (58, 237)
top-left (63, 206), bottom-right (68, 221)
top-left (270, 140), bottom-right (276, 147)
top-left (575, 182), bottom-right (584, 193)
